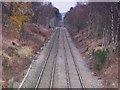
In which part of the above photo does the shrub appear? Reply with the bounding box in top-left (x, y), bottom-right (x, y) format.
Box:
top-left (84, 47), bottom-right (89, 52)
top-left (5, 47), bottom-right (18, 57)
top-left (8, 78), bottom-right (14, 89)
top-left (2, 55), bottom-right (9, 69)
top-left (92, 49), bottom-right (106, 70)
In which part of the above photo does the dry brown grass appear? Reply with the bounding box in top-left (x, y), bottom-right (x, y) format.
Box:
top-left (17, 46), bottom-right (33, 57)
top-left (68, 28), bottom-right (118, 88)
top-left (2, 23), bottom-right (52, 87)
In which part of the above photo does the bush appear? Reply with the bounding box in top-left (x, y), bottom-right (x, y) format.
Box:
top-left (92, 49), bottom-right (106, 70)
top-left (8, 78), bottom-right (14, 89)
top-left (5, 46), bottom-right (19, 57)
top-left (85, 47), bottom-right (89, 52)
top-left (2, 55), bottom-right (9, 69)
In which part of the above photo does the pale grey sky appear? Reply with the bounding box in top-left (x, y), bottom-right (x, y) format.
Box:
top-left (46, 0), bottom-right (90, 13)
top-left (52, 2), bottom-right (76, 13)
top-left (43, 0), bottom-right (119, 13)
top-left (45, 0), bottom-right (81, 13)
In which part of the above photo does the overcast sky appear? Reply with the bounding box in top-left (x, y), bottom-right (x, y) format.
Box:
top-left (43, 0), bottom-right (119, 13)
top-left (44, 0), bottom-right (83, 13)
top-left (51, 2), bottom-right (76, 13)
top-left (49, 0), bottom-right (78, 13)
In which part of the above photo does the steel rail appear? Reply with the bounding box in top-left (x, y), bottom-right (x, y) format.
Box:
top-left (63, 28), bottom-right (86, 90)
top-left (49, 29), bottom-right (60, 89)
top-left (34, 30), bottom-right (58, 90)
top-left (62, 29), bottom-right (71, 89)
top-left (18, 31), bottom-right (57, 90)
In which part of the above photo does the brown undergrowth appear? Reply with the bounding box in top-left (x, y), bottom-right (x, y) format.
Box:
top-left (2, 23), bottom-right (53, 88)
top-left (68, 27), bottom-right (118, 88)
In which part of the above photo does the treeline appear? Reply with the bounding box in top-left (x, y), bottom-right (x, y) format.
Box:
top-left (64, 3), bottom-right (88, 31)
top-left (2, 2), bottom-right (61, 33)
top-left (31, 2), bottom-right (61, 27)
top-left (64, 2), bottom-right (120, 53)
top-left (2, 2), bottom-right (61, 87)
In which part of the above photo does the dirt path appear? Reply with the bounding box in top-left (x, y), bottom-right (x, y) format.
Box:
top-left (15, 27), bottom-right (103, 88)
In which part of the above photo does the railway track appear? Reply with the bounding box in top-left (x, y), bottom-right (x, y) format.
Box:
top-left (63, 28), bottom-right (85, 89)
top-left (62, 28), bottom-right (71, 88)
top-left (18, 29), bottom-right (59, 89)
top-left (18, 27), bottom-right (86, 89)
top-left (35, 29), bottom-right (59, 89)
top-left (48, 28), bottom-right (59, 89)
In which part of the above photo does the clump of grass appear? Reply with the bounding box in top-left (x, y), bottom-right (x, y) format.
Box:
top-left (92, 49), bottom-right (106, 70)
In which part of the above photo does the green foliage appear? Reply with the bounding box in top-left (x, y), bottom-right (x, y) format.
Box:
top-left (92, 49), bottom-right (106, 70)
top-left (8, 78), bottom-right (14, 89)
